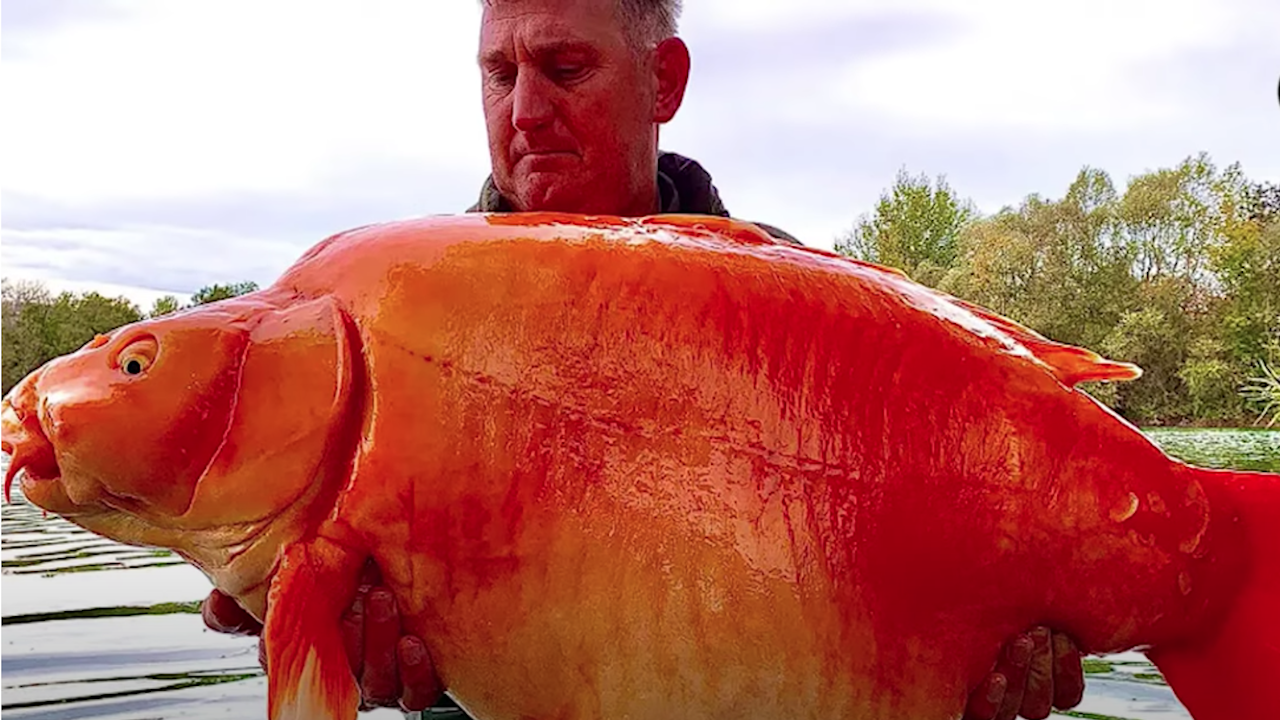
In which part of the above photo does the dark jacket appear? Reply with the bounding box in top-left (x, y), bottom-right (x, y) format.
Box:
top-left (466, 151), bottom-right (803, 246)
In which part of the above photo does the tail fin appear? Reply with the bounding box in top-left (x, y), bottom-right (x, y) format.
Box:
top-left (1148, 467), bottom-right (1280, 720)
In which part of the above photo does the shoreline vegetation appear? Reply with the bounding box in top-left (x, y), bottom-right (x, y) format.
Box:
top-left (3, 152), bottom-right (1278, 428)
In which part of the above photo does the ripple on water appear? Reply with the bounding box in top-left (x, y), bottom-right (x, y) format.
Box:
top-left (1, 474), bottom-right (273, 718)
top-left (1144, 427), bottom-right (1280, 473)
top-left (2, 500), bottom-right (185, 576)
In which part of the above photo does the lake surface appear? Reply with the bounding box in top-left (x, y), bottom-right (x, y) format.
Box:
top-left (3, 428), bottom-right (1277, 720)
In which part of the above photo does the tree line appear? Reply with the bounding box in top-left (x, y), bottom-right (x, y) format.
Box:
top-left (2, 152), bottom-right (1277, 425)
top-left (1, 281), bottom-right (258, 394)
top-left (835, 152), bottom-right (1279, 427)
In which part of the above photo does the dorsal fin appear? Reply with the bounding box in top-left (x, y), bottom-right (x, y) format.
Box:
top-left (739, 228), bottom-right (1142, 388)
top-left (949, 297), bottom-right (1142, 387)
top-left (620, 213), bottom-right (1140, 388)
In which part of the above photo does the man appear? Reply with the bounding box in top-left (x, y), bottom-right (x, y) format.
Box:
top-left (205, 1), bottom-right (1089, 719)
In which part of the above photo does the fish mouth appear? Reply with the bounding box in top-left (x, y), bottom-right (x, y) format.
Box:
top-left (1, 397), bottom-right (62, 505)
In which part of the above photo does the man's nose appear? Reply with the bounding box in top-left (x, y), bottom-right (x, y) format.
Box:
top-left (511, 70), bottom-right (554, 132)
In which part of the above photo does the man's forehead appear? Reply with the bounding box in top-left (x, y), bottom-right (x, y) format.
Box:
top-left (478, 0), bottom-right (627, 57)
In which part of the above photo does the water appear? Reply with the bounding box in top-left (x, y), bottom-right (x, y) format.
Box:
top-left (3, 428), bottom-right (1277, 720)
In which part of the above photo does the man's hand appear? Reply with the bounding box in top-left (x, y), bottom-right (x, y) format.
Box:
top-left (341, 562), bottom-right (442, 712)
top-left (963, 627), bottom-right (1085, 720)
top-left (201, 586), bottom-right (263, 637)
top-left (200, 560), bottom-right (442, 713)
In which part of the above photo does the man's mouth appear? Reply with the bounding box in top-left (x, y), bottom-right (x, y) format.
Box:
top-left (521, 150), bottom-right (575, 159)
top-left (522, 151), bottom-right (578, 162)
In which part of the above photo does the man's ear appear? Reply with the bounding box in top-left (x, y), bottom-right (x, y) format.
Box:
top-left (653, 36), bottom-right (691, 124)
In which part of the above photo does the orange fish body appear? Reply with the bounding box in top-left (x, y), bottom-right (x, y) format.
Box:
top-left (2, 213), bottom-right (1277, 720)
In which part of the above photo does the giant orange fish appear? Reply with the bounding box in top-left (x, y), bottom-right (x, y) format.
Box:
top-left (2, 213), bottom-right (1277, 720)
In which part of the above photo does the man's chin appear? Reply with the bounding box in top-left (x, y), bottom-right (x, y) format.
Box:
top-left (510, 179), bottom-right (631, 218)
top-left (512, 185), bottom-right (588, 214)
top-left (519, 152), bottom-right (579, 172)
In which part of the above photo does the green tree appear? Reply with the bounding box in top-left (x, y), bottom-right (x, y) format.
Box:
top-left (1179, 336), bottom-right (1244, 422)
top-left (835, 168), bottom-right (976, 287)
top-left (2, 280), bottom-right (55, 394)
top-left (940, 168), bottom-right (1135, 354)
top-left (1118, 153), bottom-right (1244, 288)
top-left (2, 281), bottom-right (142, 395)
top-left (190, 281), bottom-right (259, 306)
top-left (1244, 181), bottom-right (1280, 223)
top-left (1241, 359), bottom-right (1280, 427)
top-left (149, 295), bottom-right (183, 318)
top-left (1211, 187), bottom-right (1280, 366)
top-left (854, 152), bottom-right (1269, 426)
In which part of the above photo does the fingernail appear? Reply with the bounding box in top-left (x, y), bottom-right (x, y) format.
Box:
top-left (1011, 637), bottom-right (1034, 665)
top-left (369, 590), bottom-right (394, 620)
top-left (987, 675), bottom-right (1006, 702)
top-left (402, 639), bottom-right (426, 666)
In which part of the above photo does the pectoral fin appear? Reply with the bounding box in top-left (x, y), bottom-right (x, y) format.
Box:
top-left (265, 539), bottom-right (364, 720)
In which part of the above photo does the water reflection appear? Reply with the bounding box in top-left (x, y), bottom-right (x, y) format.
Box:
top-left (5, 429), bottom-right (1276, 719)
top-left (1144, 427), bottom-right (1280, 473)
top-left (3, 499), bottom-right (185, 576)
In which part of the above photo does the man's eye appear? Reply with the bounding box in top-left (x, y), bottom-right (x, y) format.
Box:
top-left (486, 67), bottom-right (516, 87)
top-left (553, 64), bottom-right (588, 82)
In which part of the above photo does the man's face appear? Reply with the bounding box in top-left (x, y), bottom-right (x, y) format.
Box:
top-left (478, 0), bottom-right (664, 215)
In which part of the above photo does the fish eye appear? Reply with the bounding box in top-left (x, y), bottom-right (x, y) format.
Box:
top-left (123, 357), bottom-right (146, 375)
top-left (115, 335), bottom-right (158, 377)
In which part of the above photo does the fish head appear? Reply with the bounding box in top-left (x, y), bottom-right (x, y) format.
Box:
top-left (2, 305), bottom-right (253, 519)
top-left (1, 294), bottom-right (355, 559)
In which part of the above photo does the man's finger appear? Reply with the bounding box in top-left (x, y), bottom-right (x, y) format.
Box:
top-left (359, 588), bottom-right (401, 707)
top-left (1019, 627), bottom-right (1054, 720)
top-left (398, 637), bottom-right (443, 712)
top-left (201, 589), bottom-right (262, 637)
top-left (962, 673), bottom-right (1006, 720)
top-left (341, 591), bottom-right (366, 679)
top-left (1051, 632), bottom-right (1086, 710)
top-left (358, 558), bottom-right (382, 591)
top-left (993, 634), bottom-right (1034, 720)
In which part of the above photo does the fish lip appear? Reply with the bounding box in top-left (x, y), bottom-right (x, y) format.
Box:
top-left (7, 455), bottom-right (62, 504)
top-left (2, 398), bottom-right (62, 504)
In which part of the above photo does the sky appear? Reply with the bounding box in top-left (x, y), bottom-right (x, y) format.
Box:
top-left (3, 0), bottom-right (1279, 311)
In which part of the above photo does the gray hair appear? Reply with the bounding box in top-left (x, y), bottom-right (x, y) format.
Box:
top-left (615, 0), bottom-right (682, 48)
top-left (479, 0), bottom-right (682, 49)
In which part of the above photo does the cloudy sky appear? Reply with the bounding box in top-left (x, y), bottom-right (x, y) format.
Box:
top-left (4, 0), bottom-right (1279, 310)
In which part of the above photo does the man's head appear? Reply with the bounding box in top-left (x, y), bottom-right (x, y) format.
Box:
top-left (477, 0), bottom-right (690, 216)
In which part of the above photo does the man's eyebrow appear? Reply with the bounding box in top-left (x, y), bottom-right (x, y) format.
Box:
top-left (478, 49), bottom-right (507, 67)
top-left (478, 40), bottom-right (596, 66)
